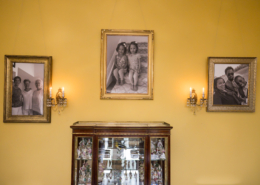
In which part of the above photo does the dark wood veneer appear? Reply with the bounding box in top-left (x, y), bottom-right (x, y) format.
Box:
top-left (71, 121), bottom-right (172, 185)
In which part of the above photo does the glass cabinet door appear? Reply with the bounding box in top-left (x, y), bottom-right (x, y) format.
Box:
top-left (150, 137), bottom-right (168, 185)
top-left (74, 137), bottom-right (93, 185)
top-left (98, 137), bottom-right (145, 185)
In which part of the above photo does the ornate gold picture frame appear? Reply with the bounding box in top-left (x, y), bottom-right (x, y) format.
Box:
top-left (100, 29), bottom-right (154, 100)
top-left (207, 57), bottom-right (257, 112)
top-left (4, 55), bottom-right (52, 123)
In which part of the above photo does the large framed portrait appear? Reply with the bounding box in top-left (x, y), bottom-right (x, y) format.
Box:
top-left (3, 55), bottom-right (52, 123)
top-left (100, 29), bottom-right (154, 100)
top-left (207, 57), bottom-right (257, 112)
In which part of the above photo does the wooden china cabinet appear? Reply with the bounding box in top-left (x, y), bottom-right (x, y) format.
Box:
top-left (70, 121), bottom-right (173, 185)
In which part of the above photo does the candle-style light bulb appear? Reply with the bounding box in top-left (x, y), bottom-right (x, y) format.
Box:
top-left (49, 87), bottom-right (52, 98)
top-left (202, 87), bottom-right (205, 98)
top-left (62, 87), bottom-right (64, 98)
top-left (190, 87), bottom-right (192, 98)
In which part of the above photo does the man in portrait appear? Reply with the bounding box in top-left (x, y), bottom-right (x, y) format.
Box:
top-left (224, 66), bottom-right (245, 105)
top-left (224, 66), bottom-right (239, 93)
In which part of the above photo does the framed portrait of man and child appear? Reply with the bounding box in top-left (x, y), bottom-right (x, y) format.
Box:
top-left (100, 29), bottom-right (154, 100)
top-left (207, 57), bottom-right (257, 112)
top-left (4, 55), bottom-right (52, 123)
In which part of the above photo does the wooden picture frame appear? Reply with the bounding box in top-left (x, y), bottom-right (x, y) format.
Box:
top-left (207, 57), bottom-right (257, 112)
top-left (4, 55), bottom-right (52, 123)
top-left (100, 29), bottom-right (154, 100)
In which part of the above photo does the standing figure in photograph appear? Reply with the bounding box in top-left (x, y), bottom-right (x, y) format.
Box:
top-left (12, 76), bottom-right (23, 115)
top-left (235, 75), bottom-right (248, 105)
top-left (213, 77), bottom-right (240, 105)
top-left (22, 79), bottom-right (33, 115)
top-left (128, 41), bottom-right (141, 91)
top-left (32, 79), bottom-right (43, 115)
top-left (113, 42), bottom-right (128, 85)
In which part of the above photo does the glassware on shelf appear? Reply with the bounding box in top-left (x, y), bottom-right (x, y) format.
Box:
top-left (139, 162), bottom-right (145, 183)
top-left (98, 137), bottom-right (145, 185)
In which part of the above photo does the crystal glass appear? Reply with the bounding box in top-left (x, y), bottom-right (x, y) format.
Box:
top-left (98, 137), bottom-right (145, 185)
top-left (150, 137), bottom-right (168, 185)
top-left (186, 98), bottom-right (190, 106)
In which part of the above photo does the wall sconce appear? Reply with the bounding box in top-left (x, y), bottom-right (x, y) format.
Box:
top-left (47, 87), bottom-right (67, 114)
top-left (187, 87), bottom-right (207, 114)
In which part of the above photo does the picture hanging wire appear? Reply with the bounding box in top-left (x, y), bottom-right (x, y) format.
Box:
top-left (212, 0), bottom-right (223, 55)
top-left (138, 0), bottom-right (147, 29)
top-left (213, 0), bottom-right (246, 55)
top-left (108, 0), bottom-right (118, 28)
top-left (108, 0), bottom-right (147, 29)
top-left (12, 0), bottom-right (47, 55)
top-left (37, 0), bottom-right (47, 55)
top-left (12, 0), bottom-right (24, 54)
top-left (234, 0), bottom-right (246, 54)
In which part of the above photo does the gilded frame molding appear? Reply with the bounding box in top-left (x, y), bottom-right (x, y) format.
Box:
top-left (3, 55), bottom-right (52, 123)
top-left (207, 57), bottom-right (257, 112)
top-left (100, 29), bottom-right (154, 100)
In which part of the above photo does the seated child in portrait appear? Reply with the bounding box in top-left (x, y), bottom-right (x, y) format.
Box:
top-left (128, 41), bottom-right (141, 91)
top-left (113, 42), bottom-right (128, 85)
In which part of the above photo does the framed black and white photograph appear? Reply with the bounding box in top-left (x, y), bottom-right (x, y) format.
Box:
top-left (100, 29), bottom-right (154, 100)
top-left (207, 57), bottom-right (257, 112)
top-left (4, 55), bottom-right (52, 122)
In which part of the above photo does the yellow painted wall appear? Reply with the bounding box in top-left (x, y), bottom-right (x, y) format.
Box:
top-left (0, 0), bottom-right (260, 184)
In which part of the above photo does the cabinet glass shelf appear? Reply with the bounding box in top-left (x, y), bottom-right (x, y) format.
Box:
top-left (99, 148), bottom-right (144, 150)
top-left (100, 159), bottom-right (144, 161)
top-left (98, 137), bottom-right (145, 184)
